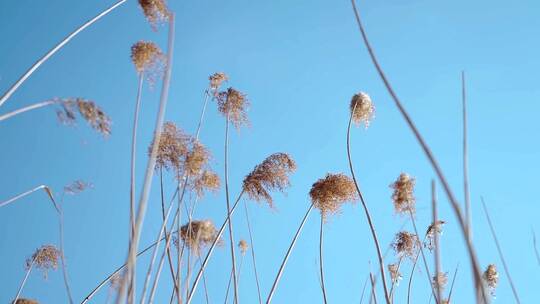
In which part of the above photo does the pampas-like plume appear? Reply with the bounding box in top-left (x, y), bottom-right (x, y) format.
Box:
top-left (185, 141), bottom-right (211, 176)
top-left (64, 180), bottom-right (93, 195)
top-left (151, 122), bottom-right (190, 172)
top-left (138, 0), bottom-right (169, 28)
top-left (350, 92), bottom-right (375, 128)
top-left (390, 173), bottom-right (416, 215)
top-left (193, 170), bottom-right (220, 198)
top-left (388, 263), bottom-right (402, 285)
top-left (130, 41), bottom-right (165, 82)
top-left (26, 245), bottom-right (60, 278)
top-left (483, 264), bottom-right (499, 296)
top-left (309, 173), bottom-right (357, 218)
top-left (432, 272), bottom-right (448, 291)
top-left (56, 98), bottom-right (112, 137)
top-left (13, 299), bottom-right (39, 304)
top-left (209, 72), bottom-right (228, 91)
top-left (425, 220), bottom-right (446, 252)
top-left (180, 220), bottom-right (219, 253)
top-left (238, 240), bottom-right (249, 255)
top-left (217, 87), bottom-right (250, 129)
top-left (242, 153), bottom-right (297, 208)
top-left (392, 231), bottom-right (420, 260)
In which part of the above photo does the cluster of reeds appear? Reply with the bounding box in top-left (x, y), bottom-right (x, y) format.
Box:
top-left (1, 1), bottom-right (528, 304)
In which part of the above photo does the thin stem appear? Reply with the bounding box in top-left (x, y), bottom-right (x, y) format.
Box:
top-left (533, 229), bottom-right (540, 266)
top-left (225, 255), bottom-right (246, 304)
top-left (130, 74), bottom-right (145, 252)
top-left (14, 256), bottom-right (36, 303)
top-left (319, 215), bottom-right (329, 304)
top-left (195, 90), bottom-right (211, 139)
top-left (347, 108), bottom-right (391, 304)
top-left (58, 203), bottom-right (74, 304)
top-left (118, 14), bottom-right (176, 303)
top-left (224, 115), bottom-right (239, 304)
top-left (432, 181), bottom-right (443, 304)
top-left (388, 257), bottom-right (403, 303)
top-left (462, 71), bottom-right (472, 240)
top-left (369, 272), bottom-right (378, 304)
top-left (349, 2), bottom-right (486, 302)
top-left (480, 197), bottom-right (521, 303)
top-left (447, 264), bottom-right (459, 303)
top-left (406, 250), bottom-right (420, 304)
top-left (186, 191), bottom-right (245, 304)
top-left (266, 203), bottom-right (314, 303)
top-left (360, 275), bottom-right (369, 304)
top-left (0, 185), bottom-right (58, 211)
top-left (408, 210), bottom-right (439, 304)
top-left (160, 170), bottom-right (180, 299)
top-left (0, 0), bottom-right (128, 108)
top-left (244, 200), bottom-right (263, 304)
top-left (199, 255), bottom-right (211, 304)
top-left (0, 100), bottom-right (59, 122)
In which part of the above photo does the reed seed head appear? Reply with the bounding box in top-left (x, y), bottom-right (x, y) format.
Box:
top-left (180, 220), bottom-right (219, 253)
top-left (432, 272), bottom-right (448, 290)
top-left (390, 173), bottom-right (416, 215)
top-left (309, 173), bottom-right (357, 218)
top-left (193, 170), bottom-right (221, 198)
top-left (185, 141), bottom-right (211, 176)
top-left (209, 72), bottom-right (228, 91)
top-left (425, 220), bottom-right (446, 251)
top-left (130, 41), bottom-right (165, 80)
top-left (26, 245), bottom-right (60, 278)
top-left (152, 122), bottom-right (190, 172)
top-left (13, 299), bottom-right (39, 304)
top-left (350, 92), bottom-right (375, 128)
top-left (392, 231), bottom-right (420, 259)
top-left (64, 180), bottom-right (93, 195)
top-left (243, 153), bottom-right (297, 208)
top-left (138, 0), bottom-right (169, 29)
top-left (388, 263), bottom-right (402, 285)
top-left (217, 87), bottom-right (250, 129)
top-left (483, 264), bottom-right (499, 295)
top-left (56, 98), bottom-right (111, 137)
top-left (238, 239), bottom-right (249, 255)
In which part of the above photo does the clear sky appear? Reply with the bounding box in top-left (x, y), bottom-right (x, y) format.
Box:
top-left (1, 0), bottom-right (539, 303)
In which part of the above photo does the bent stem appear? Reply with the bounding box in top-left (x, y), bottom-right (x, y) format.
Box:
top-left (118, 14), bottom-right (176, 303)
top-left (186, 191), bottom-right (245, 304)
top-left (0, 185), bottom-right (58, 210)
top-left (349, 2), bottom-right (486, 302)
top-left (0, 0), bottom-right (128, 108)
top-left (347, 109), bottom-right (391, 304)
top-left (266, 203), bottom-right (314, 304)
top-left (244, 200), bottom-right (263, 304)
top-left (0, 100), bottom-right (59, 122)
top-left (481, 197), bottom-right (521, 303)
top-left (406, 250), bottom-right (420, 304)
top-left (319, 215), bottom-right (329, 304)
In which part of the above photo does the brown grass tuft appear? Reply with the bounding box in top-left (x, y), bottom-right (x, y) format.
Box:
top-left (238, 239), bottom-right (249, 255)
top-left (13, 299), bottom-right (39, 304)
top-left (392, 231), bottom-right (420, 259)
top-left (432, 272), bottom-right (448, 290)
top-left (138, 0), bottom-right (169, 29)
top-left (192, 170), bottom-right (220, 198)
top-left (242, 153), bottom-right (296, 208)
top-left (56, 98), bottom-right (111, 137)
top-left (185, 141), bottom-right (211, 176)
top-left (390, 173), bottom-right (416, 215)
top-left (309, 173), bottom-right (357, 218)
top-left (26, 245), bottom-right (60, 278)
top-left (130, 41), bottom-right (165, 79)
top-left (180, 220), bottom-right (219, 253)
top-left (151, 122), bottom-right (190, 172)
top-left (217, 87), bottom-right (250, 129)
top-left (483, 264), bottom-right (499, 295)
top-left (350, 92), bottom-right (375, 128)
top-left (209, 72), bottom-right (228, 91)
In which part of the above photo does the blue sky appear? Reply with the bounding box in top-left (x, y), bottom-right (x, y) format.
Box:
top-left (1, 0), bottom-right (539, 303)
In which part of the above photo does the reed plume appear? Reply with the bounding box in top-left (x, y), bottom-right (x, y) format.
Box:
top-left (13, 299), bottom-right (39, 304)
top-left (180, 220), bottom-right (219, 253)
top-left (392, 231), bottom-right (420, 260)
top-left (209, 72), bottom-right (228, 92)
top-left (138, 0), bottom-right (170, 29)
top-left (483, 264), bottom-right (499, 296)
top-left (350, 92), bottom-right (375, 128)
top-left (388, 263), bottom-right (402, 285)
top-left (309, 173), bottom-right (357, 219)
top-left (131, 41), bottom-right (165, 83)
top-left (56, 98), bottom-right (111, 137)
top-left (151, 122), bottom-right (190, 172)
top-left (26, 245), bottom-right (60, 278)
top-left (390, 173), bottom-right (416, 215)
top-left (217, 87), bottom-right (250, 129)
top-left (243, 153), bottom-right (297, 208)
top-left (432, 272), bottom-right (448, 291)
top-left (425, 220), bottom-right (446, 252)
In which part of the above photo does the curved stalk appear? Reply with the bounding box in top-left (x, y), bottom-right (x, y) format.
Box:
top-left (349, 2), bottom-right (486, 302)
top-left (481, 197), bottom-right (521, 303)
top-left (0, 185), bottom-right (58, 210)
top-left (266, 203), bottom-right (314, 304)
top-left (118, 14), bottom-right (176, 304)
top-left (186, 190), bottom-right (245, 304)
top-left (0, 100), bottom-right (58, 122)
top-left (319, 215), bottom-right (328, 304)
top-left (130, 74), bottom-right (144, 247)
top-left (0, 0), bottom-right (128, 108)
top-left (347, 109), bottom-right (391, 304)
top-left (244, 201), bottom-right (263, 304)
top-left (406, 248), bottom-right (420, 304)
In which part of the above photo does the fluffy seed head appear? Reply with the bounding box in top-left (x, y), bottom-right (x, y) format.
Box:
top-left (388, 263), bottom-right (402, 285)
top-left (390, 173), bottom-right (416, 215)
top-left (26, 245), bottom-right (60, 278)
top-left (425, 220), bottom-right (446, 251)
top-left (243, 153), bottom-right (296, 208)
top-left (350, 92), bottom-right (375, 128)
top-left (193, 170), bottom-right (220, 198)
top-left (130, 41), bottom-right (165, 79)
top-left (309, 173), bottom-right (358, 218)
top-left (151, 122), bottom-right (190, 172)
top-left (56, 98), bottom-right (112, 137)
top-left (393, 231), bottom-right (420, 259)
top-left (483, 264), bottom-right (499, 294)
top-left (180, 220), bottom-right (219, 253)
top-left (238, 240), bottom-right (249, 255)
top-left (138, 0), bottom-right (169, 28)
top-left (217, 87), bottom-right (250, 129)
top-left (185, 141), bottom-right (211, 176)
top-left (432, 272), bottom-right (448, 290)
top-left (64, 180), bottom-right (93, 195)
top-left (209, 72), bottom-right (228, 91)
top-left (13, 299), bottom-right (39, 304)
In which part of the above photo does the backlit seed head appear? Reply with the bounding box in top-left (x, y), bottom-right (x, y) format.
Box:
top-left (483, 264), bottom-right (499, 295)
top-left (238, 240), bottom-right (249, 255)
top-left (390, 173), bottom-right (416, 215)
top-left (243, 153), bottom-right (296, 209)
top-left (193, 170), bottom-right (220, 198)
top-left (180, 220), bottom-right (219, 254)
top-left (130, 41), bottom-right (165, 81)
top-left (151, 122), bottom-right (190, 172)
top-left (309, 173), bottom-right (358, 219)
top-left (432, 272), bottom-right (448, 290)
top-left (217, 87), bottom-right (250, 129)
top-left (350, 92), bottom-right (375, 128)
top-left (388, 263), bottom-right (402, 285)
top-left (64, 180), bottom-right (93, 195)
top-left (138, 0), bottom-right (169, 29)
top-left (185, 141), bottom-right (211, 176)
top-left (209, 72), bottom-right (228, 91)
top-left (392, 231), bottom-right (420, 259)
top-left (13, 299), bottom-right (39, 304)
top-left (56, 98), bottom-right (112, 137)
top-left (26, 245), bottom-right (60, 279)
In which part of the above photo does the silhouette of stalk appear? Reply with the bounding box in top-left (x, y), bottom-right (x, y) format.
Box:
top-left (406, 250), bottom-right (420, 304)
top-left (129, 75), bottom-right (144, 252)
top-left (13, 255), bottom-right (36, 303)
top-left (319, 215), bottom-right (329, 304)
top-left (0, 100), bottom-right (59, 122)
top-left (370, 271), bottom-right (378, 304)
top-left (347, 106), bottom-right (391, 304)
top-left (0, 0), bottom-right (128, 108)
top-left (360, 275), bottom-right (369, 304)
top-left (481, 197), bottom-right (521, 303)
top-left (462, 71), bottom-right (472, 239)
top-left (349, 2), bottom-right (486, 302)
top-left (266, 203), bottom-right (314, 303)
top-left (244, 201), bottom-right (263, 304)
top-left (447, 264), bottom-right (459, 303)
top-left (432, 181), bottom-right (443, 304)
top-left (533, 230), bottom-right (540, 266)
